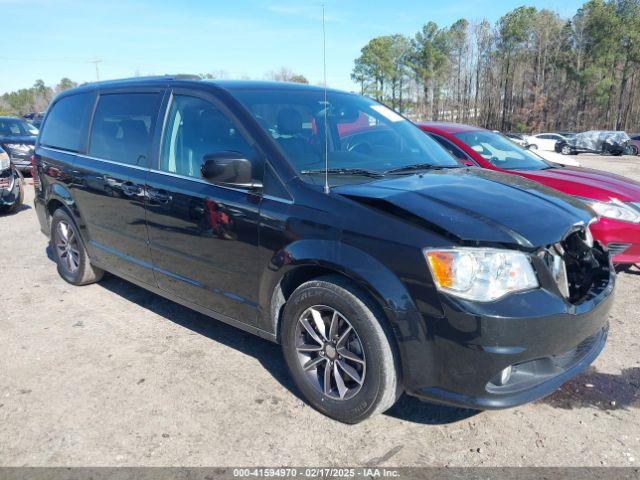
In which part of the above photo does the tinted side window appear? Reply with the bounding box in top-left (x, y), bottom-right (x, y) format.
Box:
top-left (89, 93), bottom-right (159, 166)
top-left (160, 94), bottom-right (262, 181)
top-left (39, 93), bottom-right (94, 152)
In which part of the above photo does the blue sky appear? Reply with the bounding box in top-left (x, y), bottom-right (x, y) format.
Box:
top-left (1, 0), bottom-right (586, 95)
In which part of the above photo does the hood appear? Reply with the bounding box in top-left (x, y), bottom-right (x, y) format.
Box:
top-left (333, 168), bottom-right (594, 249)
top-left (0, 134), bottom-right (37, 145)
top-left (517, 166), bottom-right (640, 202)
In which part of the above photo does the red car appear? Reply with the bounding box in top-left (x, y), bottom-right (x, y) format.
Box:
top-left (419, 122), bottom-right (640, 265)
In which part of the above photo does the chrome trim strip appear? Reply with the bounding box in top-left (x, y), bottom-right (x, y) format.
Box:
top-left (146, 168), bottom-right (253, 194)
top-left (41, 146), bottom-right (294, 204)
top-left (39, 146), bottom-right (78, 156)
top-left (263, 194), bottom-right (294, 205)
top-left (76, 154), bottom-right (149, 171)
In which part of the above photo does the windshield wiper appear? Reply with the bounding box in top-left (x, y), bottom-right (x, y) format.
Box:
top-left (300, 168), bottom-right (384, 178)
top-left (384, 163), bottom-right (460, 175)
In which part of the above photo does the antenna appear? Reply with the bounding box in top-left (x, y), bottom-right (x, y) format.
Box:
top-left (89, 58), bottom-right (102, 81)
top-left (322, 3), bottom-right (330, 195)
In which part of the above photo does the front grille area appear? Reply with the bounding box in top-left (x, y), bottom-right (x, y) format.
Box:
top-left (607, 242), bottom-right (631, 256)
top-left (0, 172), bottom-right (13, 190)
top-left (561, 229), bottom-right (611, 304)
top-left (538, 227), bottom-right (612, 305)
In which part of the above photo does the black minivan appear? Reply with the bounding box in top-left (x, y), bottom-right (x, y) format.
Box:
top-left (33, 76), bottom-right (614, 423)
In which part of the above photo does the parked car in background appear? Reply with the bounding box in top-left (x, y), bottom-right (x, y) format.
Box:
top-left (419, 122), bottom-right (640, 265)
top-left (555, 130), bottom-right (630, 156)
top-left (0, 145), bottom-right (24, 214)
top-left (555, 131), bottom-right (576, 138)
top-left (502, 132), bottom-right (580, 166)
top-left (24, 112), bottom-right (46, 129)
top-left (33, 77), bottom-right (614, 423)
top-left (527, 133), bottom-right (568, 151)
top-left (627, 134), bottom-right (640, 156)
top-left (0, 116), bottom-right (38, 173)
top-left (533, 148), bottom-right (581, 167)
top-left (504, 132), bottom-right (529, 148)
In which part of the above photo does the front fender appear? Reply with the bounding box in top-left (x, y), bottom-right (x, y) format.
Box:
top-left (258, 239), bottom-right (437, 390)
top-left (258, 238), bottom-right (419, 334)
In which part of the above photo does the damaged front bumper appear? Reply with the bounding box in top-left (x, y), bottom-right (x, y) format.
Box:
top-left (0, 168), bottom-right (23, 207)
top-left (403, 237), bottom-right (615, 410)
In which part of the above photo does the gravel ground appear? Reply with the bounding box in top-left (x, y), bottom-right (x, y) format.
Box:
top-left (0, 154), bottom-right (639, 467)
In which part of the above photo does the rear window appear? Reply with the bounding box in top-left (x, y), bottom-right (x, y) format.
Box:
top-left (89, 93), bottom-right (160, 166)
top-left (39, 93), bottom-right (94, 152)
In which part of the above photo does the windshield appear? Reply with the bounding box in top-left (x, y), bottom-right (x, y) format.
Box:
top-left (0, 118), bottom-right (38, 136)
top-left (454, 130), bottom-right (550, 171)
top-left (231, 89), bottom-right (460, 184)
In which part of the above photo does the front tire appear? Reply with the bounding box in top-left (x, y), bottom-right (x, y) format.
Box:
top-left (50, 208), bottom-right (104, 285)
top-left (281, 275), bottom-right (400, 423)
top-left (561, 145), bottom-right (572, 155)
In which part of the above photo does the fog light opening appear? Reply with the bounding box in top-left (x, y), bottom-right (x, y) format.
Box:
top-left (497, 366), bottom-right (512, 386)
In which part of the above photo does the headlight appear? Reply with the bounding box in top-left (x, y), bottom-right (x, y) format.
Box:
top-left (425, 247), bottom-right (539, 302)
top-left (5, 143), bottom-right (32, 153)
top-left (582, 198), bottom-right (640, 223)
top-left (0, 154), bottom-right (9, 170)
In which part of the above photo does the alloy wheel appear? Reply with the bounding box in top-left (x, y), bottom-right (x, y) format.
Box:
top-left (294, 305), bottom-right (366, 400)
top-left (55, 220), bottom-right (80, 274)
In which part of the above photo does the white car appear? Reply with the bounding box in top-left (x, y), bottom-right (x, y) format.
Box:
top-left (527, 133), bottom-right (567, 151)
top-left (533, 149), bottom-right (581, 167)
top-left (504, 132), bottom-right (529, 148)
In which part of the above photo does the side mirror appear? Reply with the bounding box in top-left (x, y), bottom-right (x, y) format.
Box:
top-left (201, 151), bottom-right (253, 186)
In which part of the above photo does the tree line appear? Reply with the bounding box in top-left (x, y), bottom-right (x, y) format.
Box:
top-left (0, 68), bottom-right (309, 117)
top-left (352, 0), bottom-right (640, 133)
top-left (0, 78), bottom-right (77, 117)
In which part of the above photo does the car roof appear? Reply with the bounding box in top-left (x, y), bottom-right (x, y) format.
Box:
top-left (418, 122), bottom-right (485, 134)
top-left (54, 75), bottom-right (348, 99)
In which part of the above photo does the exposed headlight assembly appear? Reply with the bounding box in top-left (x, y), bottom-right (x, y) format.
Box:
top-left (5, 143), bottom-right (32, 153)
top-left (580, 198), bottom-right (640, 224)
top-left (425, 247), bottom-right (539, 302)
top-left (0, 153), bottom-right (9, 171)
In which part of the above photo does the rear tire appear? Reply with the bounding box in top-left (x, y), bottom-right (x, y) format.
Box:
top-left (281, 275), bottom-right (400, 423)
top-left (50, 208), bottom-right (104, 285)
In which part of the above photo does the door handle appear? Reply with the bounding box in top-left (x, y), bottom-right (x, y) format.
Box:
top-left (148, 188), bottom-right (171, 204)
top-left (121, 181), bottom-right (143, 197)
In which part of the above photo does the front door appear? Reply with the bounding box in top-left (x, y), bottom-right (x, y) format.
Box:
top-left (72, 90), bottom-right (163, 285)
top-left (145, 90), bottom-right (264, 325)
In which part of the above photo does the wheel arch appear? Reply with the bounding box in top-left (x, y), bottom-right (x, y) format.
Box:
top-left (45, 184), bottom-right (89, 241)
top-left (258, 239), bottom-right (418, 346)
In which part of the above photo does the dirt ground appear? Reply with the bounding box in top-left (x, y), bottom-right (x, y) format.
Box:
top-left (0, 154), bottom-right (639, 467)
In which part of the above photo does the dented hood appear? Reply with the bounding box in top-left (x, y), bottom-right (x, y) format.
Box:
top-left (333, 168), bottom-right (595, 249)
